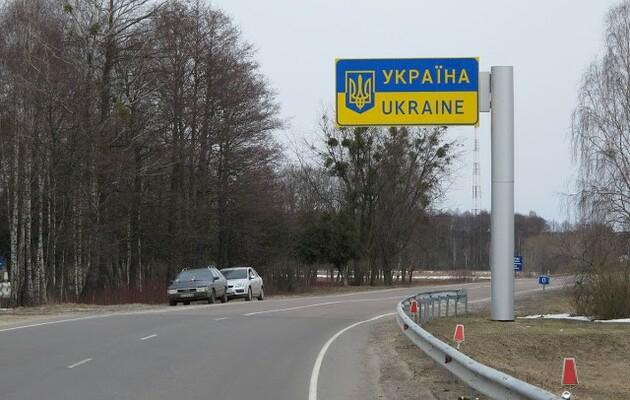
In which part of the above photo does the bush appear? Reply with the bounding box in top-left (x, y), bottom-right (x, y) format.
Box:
top-left (574, 263), bottom-right (630, 319)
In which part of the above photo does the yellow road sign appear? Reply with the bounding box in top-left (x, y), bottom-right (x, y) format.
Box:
top-left (336, 58), bottom-right (479, 126)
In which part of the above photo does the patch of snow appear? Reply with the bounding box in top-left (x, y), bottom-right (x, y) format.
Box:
top-left (596, 318), bottom-right (630, 323)
top-left (519, 313), bottom-right (630, 323)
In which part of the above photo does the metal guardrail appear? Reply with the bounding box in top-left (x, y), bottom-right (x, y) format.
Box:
top-left (402, 289), bottom-right (468, 324)
top-left (397, 290), bottom-right (563, 400)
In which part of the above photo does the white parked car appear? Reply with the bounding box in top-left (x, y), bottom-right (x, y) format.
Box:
top-left (220, 267), bottom-right (264, 301)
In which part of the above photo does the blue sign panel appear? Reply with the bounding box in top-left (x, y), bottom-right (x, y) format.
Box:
top-left (336, 57), bottom-right (479, 126)
top-left (0, 256), bottom-right (4, 271)
top-left (513, 255), bottom-right (523, 272)
top-left (538, 275), bottom-right (550, 285)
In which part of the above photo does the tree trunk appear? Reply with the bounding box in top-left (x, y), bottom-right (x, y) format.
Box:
top-left (217, 140), bottom-right (230, 267)
top-left (341, 263), bottom-right (348, 287)
top-left (382, 253), bottom-right (393, 286)
top-left (74, 205), bottom-right (82, 301)
top-left (47, 174), bottom-right (56, 301)
top-left (37, 169), bottom-right (46, 303)
top-left (127, 213), bottom-right (132, 286)
top-left (23, 148), bottom-right (34, 306)
top-left (10, 140), bottom-right (20, 307)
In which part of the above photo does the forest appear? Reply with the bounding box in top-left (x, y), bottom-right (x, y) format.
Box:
top-left (0, 0), bottom-right (578, 307)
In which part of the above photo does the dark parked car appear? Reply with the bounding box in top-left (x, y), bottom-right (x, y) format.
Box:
top-left (167, 267), bottom-right (228, 306)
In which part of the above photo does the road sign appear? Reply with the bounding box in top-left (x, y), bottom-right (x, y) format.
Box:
top-left (539, 275), bottom-right (550, 285)
top-left (0, 255), bottom-right (4, 271)
top-left (513, 255), bottom-right (523, 272)
top-left (336, 58), bottom-right (479, 126)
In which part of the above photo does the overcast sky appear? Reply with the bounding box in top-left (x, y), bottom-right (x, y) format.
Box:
top-left (210, 0), bottom-right (621, 223)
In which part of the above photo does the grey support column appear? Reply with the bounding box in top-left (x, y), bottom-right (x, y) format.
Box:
top-left (490, 66), bottom-right (515, 321)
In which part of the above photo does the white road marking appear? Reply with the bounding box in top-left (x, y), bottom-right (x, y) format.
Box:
top-left (67, 358), bottom-right (92, 369)
top-left (244, 301), bottom-right (340, 316)
top-left (308, 312), bottom-right (395, 400)
top-left (0, 304), bottom-right (231, 333)
top-left (0, 315), bottom-right (117, 333)
top-left (215, 317), bottom-right (228, 321)
top-left (140, 334), bottom-right (157, 341)
top-left (243, 296), bottom-right (404, 316)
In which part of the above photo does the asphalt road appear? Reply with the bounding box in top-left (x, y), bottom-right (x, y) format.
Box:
top-left (0, 278), bottom-right (558, 400)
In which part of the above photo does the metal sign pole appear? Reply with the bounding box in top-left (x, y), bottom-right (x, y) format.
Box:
top-left (490, 66), bottom-right (515, 321)
top-left (542, 284), bottom-right (546, 317)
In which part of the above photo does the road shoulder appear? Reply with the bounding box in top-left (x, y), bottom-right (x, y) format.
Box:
top-left (357, 317), bottom-right (469, 400)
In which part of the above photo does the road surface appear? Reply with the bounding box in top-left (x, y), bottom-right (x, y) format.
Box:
top-left (0, 278), bottom-right (557, 400)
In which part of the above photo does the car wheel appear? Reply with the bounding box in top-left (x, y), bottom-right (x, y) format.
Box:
top-left (169, 300), bottom-right (177, 306)
top-left (245, 287), bottom-right (252, 301)
top-left (220, 289), bottom-right (228, 303)
top-left (208, 289), bottom-right (216, 304)
top-left (257, 287), bottom-right (264, 301)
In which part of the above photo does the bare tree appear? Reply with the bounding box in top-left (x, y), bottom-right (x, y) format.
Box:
top-left (0, 0), bottom-right (283, 305)
top-left (317, 117), bottom-right (458, 285)
top-left (572, 0), bottom-right (630, 228)
top-left (570, 0), bottom-right (630, 318)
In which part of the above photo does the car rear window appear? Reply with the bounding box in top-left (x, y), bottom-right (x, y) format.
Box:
top-left (221, 269), bottom-right (247, 279)
top-left (176, 270), bottom-right (211, 281)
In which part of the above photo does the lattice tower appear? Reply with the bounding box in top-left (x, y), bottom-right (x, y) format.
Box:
top-left (472, 126), bottom-right (481, 215)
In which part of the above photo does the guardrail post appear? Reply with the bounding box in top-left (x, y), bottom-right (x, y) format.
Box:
top-left (465, 294), bottom-right (468, 316)
top-left (446, 297), bottom-right (450, 317)
top-left (455, 296), bottom-right (459, 317)
top-left (422, 300), bottom-right (429, 322)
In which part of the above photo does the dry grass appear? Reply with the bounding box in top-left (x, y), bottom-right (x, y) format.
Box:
top-left (422, 289), bottom-right (630, 399)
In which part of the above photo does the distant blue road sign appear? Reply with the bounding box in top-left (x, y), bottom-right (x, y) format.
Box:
top-left (539, 275), bottom-right (550, 285)
top-left (0, 256), bottom-right (4, 271)
top-left (513, 255), bottom-right (523, 272)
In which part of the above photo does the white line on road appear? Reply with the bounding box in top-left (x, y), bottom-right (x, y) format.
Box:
top-left (243, 296), bottom-right (404, 316)
top-left (307, 283), bottom-right (554, 400)
top-left (215, 317), bottom-right (228, 321)
top-left (140, 334), bottom-right (157, 341)
top-left (308, 312), bottom-right (395, 400)
top-left (67, 358), bottom-right (92, 369)
top-left (0, 304), bottom-right (231, 333)
top-left (0, 315), bottom-right (116, 333)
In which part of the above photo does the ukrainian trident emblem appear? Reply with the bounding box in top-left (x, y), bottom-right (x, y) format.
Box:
top-left (345, 71), bottom-right (375, 114)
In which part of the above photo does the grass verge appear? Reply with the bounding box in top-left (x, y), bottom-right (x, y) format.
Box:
top-left (421, 289), bottom-right (630, 399)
